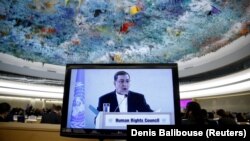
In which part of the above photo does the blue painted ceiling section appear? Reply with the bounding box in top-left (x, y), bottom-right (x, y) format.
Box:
top-left (0, 0), bottom-right (249, 65)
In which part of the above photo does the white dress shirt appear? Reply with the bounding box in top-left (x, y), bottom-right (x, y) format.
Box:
top-left (116, 92), bottom-right (128, 112)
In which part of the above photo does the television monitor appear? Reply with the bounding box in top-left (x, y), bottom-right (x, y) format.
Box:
top-left (60, 63), bottom-right (181, 139)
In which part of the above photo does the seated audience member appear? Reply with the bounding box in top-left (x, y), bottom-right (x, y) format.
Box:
top-left (216, 109), bottom-right (237, 126)
top-left (182, 102), bottom-right (218, 125)
top-left (236, 113), bottom-right (247, 122)
top-left (181, 101), bottom-right (206, 125)
top-left (41, 105), bottom-right (62, 124)
top-left (0, 102), bottom-right (11, 122)
top-left (207, 112), bottom-right (215, 119)
top-left (201, 109), bottom-right (218, 126)
top-left (17, 110), bottom-right (25, 123)
top-left (246, 112), bottom-right (250, 122)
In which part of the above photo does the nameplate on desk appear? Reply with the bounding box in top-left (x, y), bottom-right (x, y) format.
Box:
top-left (103, 112), bottom-right (172, 129)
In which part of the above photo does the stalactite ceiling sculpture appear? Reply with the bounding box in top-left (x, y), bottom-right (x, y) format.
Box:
top-left (0, 0), bottom-right (249, 65)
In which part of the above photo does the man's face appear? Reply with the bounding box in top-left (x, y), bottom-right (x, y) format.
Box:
top-left (114, 74), bottom-right (130, 95)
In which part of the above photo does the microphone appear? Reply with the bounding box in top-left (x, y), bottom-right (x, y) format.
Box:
top-left (88, 105), bottom-right (99, 115)
top-left (114, 94), bottom-right (128, 112)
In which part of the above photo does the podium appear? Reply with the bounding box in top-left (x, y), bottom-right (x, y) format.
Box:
top-left (95, 112), bottom-right (172, 129)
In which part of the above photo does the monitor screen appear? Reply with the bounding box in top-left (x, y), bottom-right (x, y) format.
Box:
top-left (60, 64), bottom-right (181, 139)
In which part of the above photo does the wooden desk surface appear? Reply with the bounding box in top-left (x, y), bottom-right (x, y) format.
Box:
top-left (0, 122), bottom-right (123, 141)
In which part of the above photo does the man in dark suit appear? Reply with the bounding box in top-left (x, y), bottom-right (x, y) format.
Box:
top-left (97, 71), bottom-right (153, 112)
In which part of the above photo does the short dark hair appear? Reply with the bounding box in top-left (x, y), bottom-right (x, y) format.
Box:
top-left (114, 71), bottom-right (130, 81)
top-left (185, 101), bottom-right (201, 118)
top-left (216, 109), bottom-right (226, 117)
top-left (0, 102), bottom-right (11, 114)
top-left (54, 105), bottom-right (62, 111)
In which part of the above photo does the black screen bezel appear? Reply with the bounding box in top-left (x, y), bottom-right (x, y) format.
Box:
top-left (60, 63), bottom-right (181, 139)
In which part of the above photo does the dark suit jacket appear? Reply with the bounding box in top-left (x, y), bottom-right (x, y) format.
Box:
top-left (41, 112), bottom-right (61, 124)
top-left (97, 91), bottom-right (153, 112)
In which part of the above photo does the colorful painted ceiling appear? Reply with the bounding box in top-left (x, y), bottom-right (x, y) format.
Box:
top-left (0, 0), bottom-right (249, 65)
